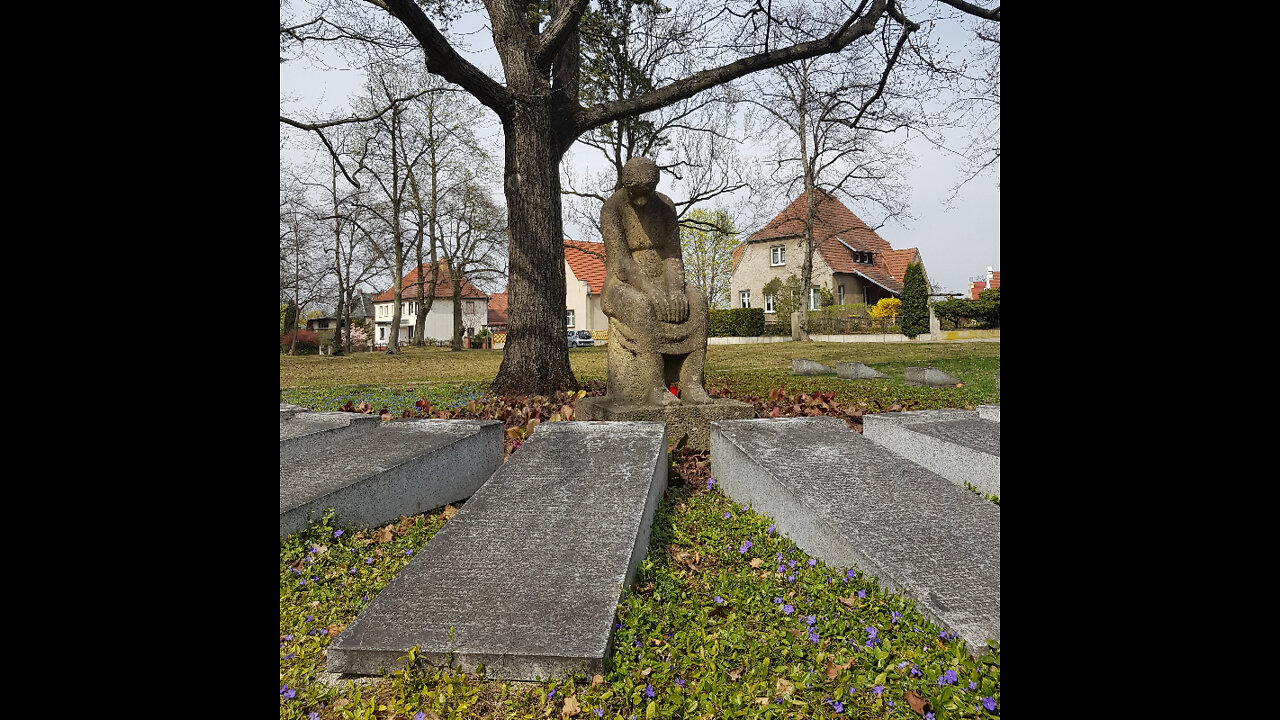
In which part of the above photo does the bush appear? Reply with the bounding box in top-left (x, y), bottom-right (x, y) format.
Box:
top-left (900, 262), bottom-right (928, 339)
top-left (708, 307), bottom-right (765, 336)
top-left (281, 329), bottom-right (320, 354)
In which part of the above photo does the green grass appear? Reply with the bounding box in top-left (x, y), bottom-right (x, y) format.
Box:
top-left (280, 340), bottom-right (1001, 719)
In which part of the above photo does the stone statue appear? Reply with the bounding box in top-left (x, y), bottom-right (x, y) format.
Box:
top-left (600, 157), bottom-right (714, 406)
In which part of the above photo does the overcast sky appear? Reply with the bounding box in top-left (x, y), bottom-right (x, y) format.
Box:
top-left (280, 3), bottom-right (999, 298)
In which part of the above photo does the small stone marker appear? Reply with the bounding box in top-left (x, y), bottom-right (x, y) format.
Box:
top-left (709, 417), bottom-right (999, 657)
top-left (575, 396), bottom-right (752, 451)
top-left (326, 421), bottom-right (668, 680)
top-left (836, 361), bottom-right (888, 380)
top-left (792, 358), bottom-right (835, 375)
top-left (280, 407), bottom-right (381, 465)
top-left (904, 366), bottom-right (963, 387)
top-left (280, 418), bottom-right (503, 539)
top-left (862, 409), bottom-right (1000, 498)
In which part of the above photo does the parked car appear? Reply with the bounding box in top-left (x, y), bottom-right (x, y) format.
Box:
top-left (567, 329), bottom-right (594, 348)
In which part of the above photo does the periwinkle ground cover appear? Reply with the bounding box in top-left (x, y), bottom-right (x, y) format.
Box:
top-left (280, 476), bottom-right (1000, 719)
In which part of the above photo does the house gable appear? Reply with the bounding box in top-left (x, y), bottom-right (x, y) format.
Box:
top-left (564, 239), bottom-right (607, 294)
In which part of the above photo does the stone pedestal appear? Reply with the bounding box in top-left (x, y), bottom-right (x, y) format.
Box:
top-left (576, 396), bottom-right (754, 451)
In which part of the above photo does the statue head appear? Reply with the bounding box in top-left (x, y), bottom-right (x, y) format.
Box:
top-left (620, 157), bottom-right (659, 206)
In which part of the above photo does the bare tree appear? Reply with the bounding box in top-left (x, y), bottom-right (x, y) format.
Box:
top-left (280, 172), bottom-right (329, 354)
top-left (281, 0), bottom-right (999, 395)
top-left (439, 175), bottom-right (509, 350)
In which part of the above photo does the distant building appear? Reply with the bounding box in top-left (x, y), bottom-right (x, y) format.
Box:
top-left (371, 260), bottom-right (488, 348)
top-left (968, 266), bottom-right (1001, 300)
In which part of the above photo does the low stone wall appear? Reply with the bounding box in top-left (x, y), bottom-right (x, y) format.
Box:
top-left (709, 329), bottom-right (999, 344)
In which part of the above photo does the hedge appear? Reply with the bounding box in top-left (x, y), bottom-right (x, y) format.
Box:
top-left (708, 307), bottom-right (765, 337)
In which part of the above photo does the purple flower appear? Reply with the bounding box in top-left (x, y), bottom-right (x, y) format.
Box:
top-left (739, 540), bottom-right (752, 553)
top-left (808, 558), bottom-right (816, 567)
top-left (983, 697), bottom-right (997, 711)
top-left (285, 635), bottom-right (293, 641)
top-left (857, 589), bottom-right (866, 599)
top-left (925, 713), bottom-right (935, 720)
top-left (767, 524), bottom-right (775, 533)
top-left (808, 628), bottom-right (820, 643)
top-left (333, 529), bottom-right (343, 538)
top-left (741, 505), bottom-right (748, 511)
top-left (910, 665), bottom-right (921, 678)
top-left (782, 604), bottom-right (794, 615)
top-left (969, 681), bottom-right (978, 690)
top-left (774, 597), bottom-right (783, 604)
top-left (865, 626), bottom-right (877, 638)
top-left (897, 661), bottom-right (908, 670)
top-left (846, 569), bottom-right (856, 579)
top-left (283, 651), bottom-right (295, 660)
top-left (872, 685), bottom-right (884, 695)
top-left (350, 567), bottom-right (357, 573)
top-left (939, 669), bottom-right (958, 686)
top-left (645, 684), bottom-right (655, 698)
top-left (887, 700), bottom-right (896, 708)
top-left (788, 560), bottom-right (796, 569)
top-left (724, 512), bottom-right (732, 519)
top-left (310, 713), bottom-right (320, 720)
top-left (406, 549), bottom-right (413, 555)
top-left (280, 685), bottom-right (296, 700)
top-left (829, 699), bottom-right (844, 713)
top-left (366, 557), bottom-right (374, 564)
top-left (414, 713), bottom-right (426, 720)
top-left (675, 678), bottom-right (685, 688)
top-left (714, 596), bottom-right (724, 604)
top-left (777, 565), bottom-right (785, 573)
top-left (594, 710), bottom-right (604, 718)
top-left (891, 611), bottom-right (901, 624)
top-left (548, 690), bottom-right (556, 700)
top-left (707, 478), bottom-right (715, 490)
top-left (805, 615), bottom-right (816, 626)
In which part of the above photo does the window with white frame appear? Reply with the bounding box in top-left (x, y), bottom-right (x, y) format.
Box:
top-left (379, 327), bottom-right (386, 340)
top-left (809, 287), bottom-right (820, 310)
top-left (770, 245), bottom-right (785, 266)
top-left (838, 284), bottom-right (845, 305)
top-left (566, 308), bottom-right (575, 327)
top-left (740, 290), bottom-right (750, 308)
top-left (765, 294), bottom-right (775, 313)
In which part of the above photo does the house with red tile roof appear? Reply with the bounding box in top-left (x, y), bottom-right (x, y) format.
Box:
top-left (729, 189), bottom-right (927, 320)
top-left (486, 290), bottom-right (508, 330)
top-left (371, 260), bottom-right (489, 348)
top-left (967, 267), bottom-right (1000, 300)
top-left (563, 239), bottom-right (608, 333)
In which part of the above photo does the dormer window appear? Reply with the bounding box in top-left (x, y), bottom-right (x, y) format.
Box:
top-left (853, 251), bottom-right (872, 264)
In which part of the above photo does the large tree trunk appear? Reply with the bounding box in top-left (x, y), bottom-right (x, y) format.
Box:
top-left (490, 107), bottom-right (577, 394)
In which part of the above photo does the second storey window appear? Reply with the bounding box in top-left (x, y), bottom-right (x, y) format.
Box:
top-left (740, 290), bottom-right (750, 308)
top-left (770, 245), bottom-right (785, 266)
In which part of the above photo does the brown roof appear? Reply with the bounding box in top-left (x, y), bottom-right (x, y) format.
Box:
top-left (372, 260), bottom-right (488, 302)
top-left (748, 189), bottom-right (913, 295)
top-left (564, 239), bottom-right (607, 295)
top-left (990, 271), bottom-right (1000, 288)
top-left (487, 290), bottom-right (508, 325)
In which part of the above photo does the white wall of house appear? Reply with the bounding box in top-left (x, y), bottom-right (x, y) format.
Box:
top-left (564, 264), bottom-right (608, 331)
top-left (730, 236), bottom-right (837, 317)
top-left (372, 298), bottom-right (488, 345)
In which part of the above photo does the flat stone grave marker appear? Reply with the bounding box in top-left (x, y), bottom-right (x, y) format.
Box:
top-left (280, 407), bottom-right (382, 465)
top-left (977, 404), bottom-right (1001, 422)
top-left (709, 417), bottom-right (999, 657)
top-left (862, 409), bottom-right (1000, 498)
top-left (836, 361), bottom-right (888, 380)
top-left (280, 418), bottom-right (503, 539)
top-left (792, 358), bottom-right (835, 375)
top-left (326, 421), bottom-right (668, 681)
top-left (904, 366), bottom-right (963, 387)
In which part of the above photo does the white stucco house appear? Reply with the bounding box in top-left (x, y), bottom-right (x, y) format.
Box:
top-left (371, 260), bottom-right (489, 348)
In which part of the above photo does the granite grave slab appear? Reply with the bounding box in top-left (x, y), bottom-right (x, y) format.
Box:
top-left (904, 366), bottom-right (963, 387)
top-left (709, 417), bottom-right (1000, 657)
top-left (792, 358), bottom-right (835, 375)
top-left (280, 418), bottom-right (503, 539)
top-left (977, 404), bottom-right (1000, 422)
top-left (836, 361), bottom-right (888, 380)
top-left (325, 421), bottom-right (668, 680)
top-left (862, 409), bottom-right (1000, 498)
top-left (280, 407), bottom-right (382, 465)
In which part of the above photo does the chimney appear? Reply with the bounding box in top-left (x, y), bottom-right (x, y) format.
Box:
top-left (986, 266), bottom-right (994, 285)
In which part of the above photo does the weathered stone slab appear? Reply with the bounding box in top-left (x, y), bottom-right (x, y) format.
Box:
top-left (977, 404), bottom-right (1000, 423)
top-left (709, 417), bottom-right (999, 657)
top-left (792, 358), bottom-right (835, 375)
top-left (280, 419), bottom-right (503, 539)
top-left (995, 371), bottom-right (1000, 393)
top-left (904, 366), bottom-right (963, 387)
top-left (862, 409), bottom-right (1000, 498)
top-left (326, 421), bottom-right (668, 680)
top-left (576, 396), bottom-right (753, 451)
top-left (836, 361), bottom-right (888, 380)
top-left (280, 409), bottom-right (382, 465)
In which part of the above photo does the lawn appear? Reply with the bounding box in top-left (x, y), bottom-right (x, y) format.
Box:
top-left (280, 340), bottom-right (1001, 719)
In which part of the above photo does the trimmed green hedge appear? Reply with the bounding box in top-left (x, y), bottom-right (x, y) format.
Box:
top-left (708, 307), bottom-right (765, 336)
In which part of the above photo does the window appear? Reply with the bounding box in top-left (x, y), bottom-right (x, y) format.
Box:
top-left (566, 308), bottom-right (575, 328)
top-left (809, 287), bottom-right (820, 310)
top-left (770, 245), bottom-right (785, 266)
top-left (408, 326), bottom-right (414, 340)
top-left (379, 327), bottom-right (386, 340)
top-left (765, 294), bottom-right (775, 313)
top-left (838, 284), bottom-right (845, 305)
top-left (740, 290), bottom-right (751, 308)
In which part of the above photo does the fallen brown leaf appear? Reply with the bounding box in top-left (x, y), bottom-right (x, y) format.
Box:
top-left (775, 678), bottom-right (794, 696)
top-left (374, 527), bottom-right (394, 543)
top-left (749, 558), bottom-right (763, 568)
top-left (591, 675), bottom-right (604, 688)
top-left (755, 697), bottom-right (770, 705)
top-left (904, 689), bottom-right (931, 716)
top-left (442, 505), bottom-right (459, 520)
top-left (728, 666), bottom-right (744, 681)
top-left (824, 657), bottom-right (853, 679)
top-left (327, 623), bottom-right (346, 637)
top-left (333, 698), bottom-right (351, 708)
top-left (640, 667), bottom-right (652, 677)
top-left (561, 695), bottom-right (580, 718)
top-left (837, 594), bottom-right (859, 608)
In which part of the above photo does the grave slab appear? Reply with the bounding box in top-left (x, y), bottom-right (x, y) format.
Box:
top-left (792, 358), bottom-right (835, 375)
top-left (709, 417), bottom-right (999, 657)
top-left (904, 366), bottom-right (963, 387)
top-left (280, 419), bottom-right (503, 539)
top-left (576, 396), bottom-right (753, 451)
top-left (326, 421), bottom-right (668, 680)
top-left (836, 361), bottom-right (888, 380)
top-left (280, 409), bottom-right (382, 465)
top-left (862, 409), bottom-right (1000, 498)
top-left (977, 404), bottom-right (1001, 423)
